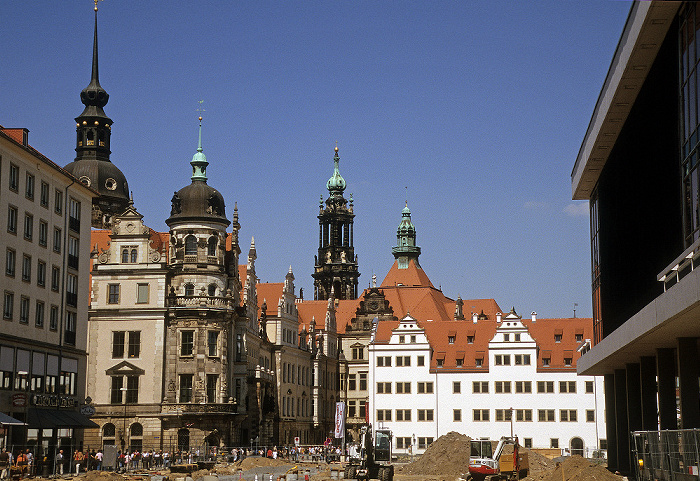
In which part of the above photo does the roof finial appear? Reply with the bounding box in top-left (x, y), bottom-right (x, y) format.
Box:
top-left (94, 0), bottom-right (102, 12)
top-left (190, 103), bottom-right (208, 183)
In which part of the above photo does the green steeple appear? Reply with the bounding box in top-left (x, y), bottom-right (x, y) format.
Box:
top-left (326, 145), bottom-right (346, 197)
top-left (392, 201), bottom-right (421, 268)
top-left (190, 116), bottom-right (208, 183)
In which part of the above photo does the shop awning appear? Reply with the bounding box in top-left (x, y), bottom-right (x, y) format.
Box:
top-left (0, 412), bottom-right (25, 425)
top-left (27, 408), bottom-right (98, 429)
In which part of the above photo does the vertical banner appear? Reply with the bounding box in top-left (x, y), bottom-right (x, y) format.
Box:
top-left (334, 402), bottom-right (345, 438)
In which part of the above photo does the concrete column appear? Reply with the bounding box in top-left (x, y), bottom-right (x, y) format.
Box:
top-left (626, 363), bottom-right (642, 434)
top-left (657, 348), bottom-right (676, 430)
top-left (604, 374), bottom-right (618, 472)
top-left (639, 356), bottom-right (658, 430)
top-left (677, 337), bottom-right (700, 428)
top-left (614, 369), bottom-right (630, 474)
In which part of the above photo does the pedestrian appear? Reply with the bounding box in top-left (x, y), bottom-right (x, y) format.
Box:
top-left (0, 448), bottom-right (9, 480)
top-left (55, 449), bottom-right (64, 476)
top-left (73, 450), bottom-right (84, 474)
top-left (95, 450), bottom-right (103, 471)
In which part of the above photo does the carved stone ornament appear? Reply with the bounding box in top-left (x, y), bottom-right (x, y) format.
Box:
top-left (98, 250), bottom-right (110, 264)
top-left (168, 380), bottom-right (176, 392)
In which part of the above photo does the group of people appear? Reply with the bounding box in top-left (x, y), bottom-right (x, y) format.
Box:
top-left (0, 448), bottom-right (37, 479)
top-left (117, 449), bottom-right (170, 471)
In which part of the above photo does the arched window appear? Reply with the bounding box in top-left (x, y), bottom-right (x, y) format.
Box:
top-left (185, 235), bottom-right (197, 256)
top-left (208, 237), bottom-right (217, 256)
top-left (130, 423), bottom-right (143, 436)
top-left (208, 284), bottom-right (217, 297)
top-left (130, 423), bottom-right (143, 452)
top-left (184, 284), bottom-right (195, 296)
top-left (122, 249), bottom-right (129, 263)
top-left (130, 249), bottom-right (137, 263)
top-left (102, 423), bottom-right (116, 446)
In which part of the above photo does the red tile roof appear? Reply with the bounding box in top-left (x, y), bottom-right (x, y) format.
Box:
top-left (380, 259), bottom-right (434, 288)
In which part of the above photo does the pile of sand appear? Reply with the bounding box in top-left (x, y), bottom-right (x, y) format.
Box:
top-left (397, 432), bottom-right (471, 477)
top-left (525, 456), bottom-right (619, 481)
top-left (232, 456), bottom-right (292, 471)
top-left (527, 451), bottom-right (555, 473)
top-left (82, 472), bottom-right (132, 481)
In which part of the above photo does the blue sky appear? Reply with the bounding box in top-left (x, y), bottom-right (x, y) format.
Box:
top-left (1, 1), bottom-right (632, 318)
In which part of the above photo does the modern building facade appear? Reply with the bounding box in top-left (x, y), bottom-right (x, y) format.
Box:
top-left (572, 0), bottom-right (700, 474)
top-left (0, 124), bottom-right (97, 454)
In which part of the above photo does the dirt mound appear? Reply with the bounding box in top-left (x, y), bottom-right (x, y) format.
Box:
top-left (82, 472), bottom-right (131, 481)
top-left (525, 456), bottom-right (619, 481)
top-left (528, 451), bottom-right (554, 473)
top-left (234, 456), bottom-right (292, 470)
top-left (398, 431), bottom-right (471, 477)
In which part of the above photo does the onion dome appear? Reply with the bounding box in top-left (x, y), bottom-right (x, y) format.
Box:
top-left (326, 146), bottom-right (346, 197)
top-left (166, 117), bottom-right (229, 227)
top-left (392, 201), bottom-right (421, 265)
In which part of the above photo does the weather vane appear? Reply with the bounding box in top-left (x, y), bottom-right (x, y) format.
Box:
top-left (196, 100), bottom-right (205, 124)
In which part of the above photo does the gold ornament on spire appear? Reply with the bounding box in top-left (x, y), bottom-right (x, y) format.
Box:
top-left (93, 0), bottom-right (104, 11)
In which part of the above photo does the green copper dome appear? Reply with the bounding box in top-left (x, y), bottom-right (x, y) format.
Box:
top-left (398, 202), bottom-right (416, 236)
top-left (190, 117), bottom-right (208, 182)
top-left (326, 146), bottom-right (346, 196)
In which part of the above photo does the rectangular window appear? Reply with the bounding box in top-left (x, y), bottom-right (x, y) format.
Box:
top-left (68, 198), bottom-right (80, 232)
top-left (399, 335), bottom-right (404, 343)
top-left (137, 283), bottom-right (149, 303)
top-left (504, 334), bottom-right (509, 342)
top-left (112, 331), bottom-right (125, 358)
top-left (9, 164), bottom-right (19, 191)
top-left (376, 409), bottom-right (392, 422)
top-left (36, 260), bottom-right (46, 287)
top-left (515, 381), bottom-right (532, 393)
top-left (19, 296), bottom-right (29, 324)
top-left (453, 381), bottom-right (461, 394)
top-left (347, 401), bottom-right (356, 418)
top-left (206, 374), bottom-right (218, 403)
top-left (359, 400), bottom-right (366, 418)
top-left (473, 409), bottom-right (489, 421)
top-left (395, 409), bottom-right (411, 421)
top-left (40, 181), bottom-right (49, 207)
top-left (453, 409), bottom-right (462, 422)
top-left (537, 381), bottom-right (554, 393)
top-left (417, 356), bottom-right (424, 366)
top-left (348, 374), bottom-right (356, 390)
top-left (448, 335), bottom-right (455, 344)
top-left (376, 382), bottom-right (392, 394)
top-left (38, 221), bottom-right (47, 247)
top-left (110, 376), bottom-right (124, 403)
top-left (49, 305), bottom-right (58, 330)
top-left (66, 274), bottom-right (77, 307)
top-left (35, 300), bottom-right (44, 328)
top-left (3, 291), bottom-right (14, 319)
top-left (473, 381), bottom-right (488, 393)
top-left (65, 311), bottom-right (76, 344)
top-left (125, 375), bottom-right (139, 403)
top-left (514, 354), bottom-right (531, 365)
top-left (51, 266), bottom-right (60, 291)
top-left (516, 409), bottom-right (533, 422)
top-left (54, 190), bottom-right (62, 215)
top-left (208, 330), bottom-right (219, 356)
top-left (417, 381), bottom-right (433, 393)
top-left (22, 255), bottom-right (31, 282)
top-left (53, 227), bottom-right (62, 252)
top-left (495, 381), bottom-right (511, 393)
top-left (417, 409), bottom-right (433, 421)
top-left (24, 213), bottom-right (33, 240)
top-left (551, 439), bottom-right (559, 449)
top-left (181, 330), bottom-right (194, 356)
top-left (128, 331), bottom-right (140, 358)
top-left (418, 437), bottom-right (434, 450)
top-left (26, 173), bottom-right (34, 200)
top-left (352, 346), bottom-right (364, 360)
top-left (179, 374), bottom-right (193, 402)
top-left (560, 409), bottom-right (577, 422)
top-left (377, 356), bottom-right (391, 367)
top-left (6, 248), bottom-right (15, 277)
top-left (7, 206), bottom-right (17, 234)
top-left (560, 381), bottom-right (576, 393)
top-left (538, 409), bottom-right (556, 422)
top-left (108, 284), bottom-right (120, 304)
top-left (60, 369), bottom-right (76, 394)
top-left (68, 236), bottom-right (79, 269)
top-left (555, 334), bottom-right (562, 343)
top-left (586, 410), bottom-right (595, 422)
top-left (395, 382), bottom-right (411, 394)
top-left (396, 437), bottom-right (412, 450)
top-left (475, 357), bottom-right (483, 367)
top-left (585, 381), bottom-right (594, 393)
top-left (495, 409), bottom-right (513, 422)
top-left (564, 357), bottom-right (572, 366)
top-left (359, 372), bottom-right (367, 390)
top-left (543, 357), bottom-right (550, 366)
top-left (524, 438), bottom-right (533, 448)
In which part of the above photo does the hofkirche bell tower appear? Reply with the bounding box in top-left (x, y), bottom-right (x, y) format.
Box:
top-left (313, 145), bottom-right (360, 300)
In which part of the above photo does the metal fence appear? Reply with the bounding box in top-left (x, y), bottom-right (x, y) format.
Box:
top-left (632, 429), bottom-right (700, 481)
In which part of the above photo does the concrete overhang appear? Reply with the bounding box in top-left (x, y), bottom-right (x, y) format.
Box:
top-left (577, 264), bottom-right (700, 375)
top-left (571, 1), bottom-right (681, 201)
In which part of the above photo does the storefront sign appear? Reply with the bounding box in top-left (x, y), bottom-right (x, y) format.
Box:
top-left (31, 394), bottom-right (78, 408)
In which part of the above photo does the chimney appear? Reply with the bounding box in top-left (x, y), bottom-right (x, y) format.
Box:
top-left (531, 311), bottom-right (537, 322)
top-left (496, 312), bottom-right (502, 323)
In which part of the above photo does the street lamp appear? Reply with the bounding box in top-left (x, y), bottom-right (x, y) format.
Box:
top-left (120, 387), bottom-right (128, 453)
top-left (509, 407), bottom-right (514, 438)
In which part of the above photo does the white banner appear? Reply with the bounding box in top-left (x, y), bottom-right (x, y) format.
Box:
top-left (334, 402), bottom-right (345, 438)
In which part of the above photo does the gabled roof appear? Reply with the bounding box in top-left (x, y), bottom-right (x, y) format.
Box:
top-left (257, 282), bottom-right (284, 317)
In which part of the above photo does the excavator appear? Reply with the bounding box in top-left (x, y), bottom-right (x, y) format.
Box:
top-left (344, 424), bottom-right (394, 481)
top-left (468, 436), bottom-right (529, 481)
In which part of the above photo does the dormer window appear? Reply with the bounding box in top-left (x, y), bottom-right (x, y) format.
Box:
top-left (467, 335), bottom-right (474, 344)
top-left (399, 335), bottom-right (405, 344)
top-left (448, 336), bottom-right (455, 344)
top-left (410, 335), bottom-right (416, 343)
top-left (184, 284), bottom-right (195, 296)
top-left (555, 334), bottom-right (562, 343)
top-left (475, 358), bottom-right (483, 367)
top-left (564, 357), bottom-right (572, 366)
top-left (121, 247), bottom-right (137, 264)
top-left (575, 333), bottom-right (583, 342)
top-left (543, 357), bottom-right (550, 367)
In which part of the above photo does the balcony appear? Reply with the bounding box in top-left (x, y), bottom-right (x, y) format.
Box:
top-left (166, 295), bottom-right (236, 309)
top-left (658, 237), bottom-right (700, 291)
top-left (162, 402), bottom-right (238, 415)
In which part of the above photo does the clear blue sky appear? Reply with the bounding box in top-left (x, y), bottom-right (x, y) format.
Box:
top-left (1, 1), bottom-right (632, 318)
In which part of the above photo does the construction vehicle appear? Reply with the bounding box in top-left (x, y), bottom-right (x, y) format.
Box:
top-left (468, 436), bottom-right (529, 481)
top-left (344, 424), bottom-right (394, 481)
